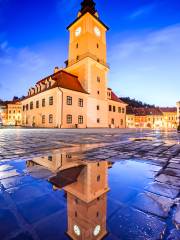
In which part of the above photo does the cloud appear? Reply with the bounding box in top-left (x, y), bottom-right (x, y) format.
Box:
top-left (109, 24), bottom-right (180, 106)
top-left (129, 4), bottom-right (155, 19)
top-left (110, 24), bottom-right (180, 59)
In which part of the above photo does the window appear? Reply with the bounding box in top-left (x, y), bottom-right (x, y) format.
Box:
top-left (97, 118), bottom-right (100, 123)
top-left (97, 91), bottom-right (100, 95)
top-left (97, 76), bottom-right (100, 82)
top-left (78, 115), bottom-right (83, 124)
top-left (118, 107), bottom-right (121, 113)
top-left (49, 114), bottom-right (53, 123)
top-left (9, 110), bottom-right (11, 114)
top-left (76, 55), bottom-right (79, 61)
top-left (109, 105), bottom-right (112, 111)
top-left (97, 43), bottom-right (99, 48)
top-left (49, 96), bottom-right (53, 105)
top-left (75, 211), bottom-right (78, 217)
top-left (26, 104), bottom-right (29, 111)
top-left (36, 101), bottom-right (39, 108)
top-left (42, 115), bottom-right (45, 124)
top-left (122, 108), bottom-right (125, 113)
top-left (78, 98), bottom-right (83, 107)
top-left (67, 115), bottom-right (72, 124)
top-left (111, 118), bottom-right (115, 124)
top-left (97, 175), bottom-right (100, 182)
top-left (97, 105), bottom-right (100, 110)
top-left (67, 96), bottom-right (72, 105)
top-left (30, 102), bottom-right (33, 110)
top-left (76, 43), bottom-right (78, 48)
top-left (42, 99), bottom-right (45, 107)
top-left (121, 119), bottom-right (123, 126)
top-left (23, 106), bottom-right (25, 111)
top-left (113, 106), bottom-right (116, 112)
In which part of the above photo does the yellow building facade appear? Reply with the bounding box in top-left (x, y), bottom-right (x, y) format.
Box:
top-left (177, 101), bottom-right (180, 127)
top-left (21, 0), bottom-right (127, 129)
top-left (0, 101), bottom-right (22, 126)
top-left (126, 107), bottom-right (178, 129)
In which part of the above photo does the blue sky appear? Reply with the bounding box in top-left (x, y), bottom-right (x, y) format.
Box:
top-left (0, 0), bottom-right (180, 106)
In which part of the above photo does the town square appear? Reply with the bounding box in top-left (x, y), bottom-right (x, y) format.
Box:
top-left (0, 0), bottom-right (180, 239)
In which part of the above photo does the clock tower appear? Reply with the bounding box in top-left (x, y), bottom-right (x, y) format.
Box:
top-left (64, 160), bottom-right (109, 240)
top-left (65, 0), bottom-right (109, 127)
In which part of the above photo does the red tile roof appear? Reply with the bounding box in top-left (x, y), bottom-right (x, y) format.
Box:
top-left (24, 70), bottom-right (88, 100)
top-left (127, 107), bottom-right (163, 116)
top-left (160, 107), bottom-right (177, 113)
top-left (110, 91), bottom-right (127, 104)
top-left (52, 70), bottom-right (87, 94)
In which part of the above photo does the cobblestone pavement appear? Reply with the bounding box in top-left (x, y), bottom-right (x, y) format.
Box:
top-left (0, 128), bottom-right (180, 240)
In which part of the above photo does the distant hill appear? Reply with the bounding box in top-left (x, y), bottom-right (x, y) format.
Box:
top-left (121, 97), bottom-right (155, 108)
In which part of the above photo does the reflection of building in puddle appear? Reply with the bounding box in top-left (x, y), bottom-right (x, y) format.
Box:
top-left (26, 153), bottom-right (110, 240)
top-left (63, 160), bottom-right (109, 240)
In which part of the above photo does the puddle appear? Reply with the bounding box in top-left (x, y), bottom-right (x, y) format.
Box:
top-left (22, 153), bottom-right (167, 239)
top-left (0, 149), bottom-right (179, 239)
top-left (129, 137), bottom-right (156, 142)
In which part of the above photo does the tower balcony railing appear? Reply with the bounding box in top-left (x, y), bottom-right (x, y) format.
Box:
top-left (67, 52), bottom-right (110, 69)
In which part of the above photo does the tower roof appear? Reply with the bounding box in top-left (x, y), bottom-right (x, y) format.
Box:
top-left (80, 0), bottom-right (96, 15)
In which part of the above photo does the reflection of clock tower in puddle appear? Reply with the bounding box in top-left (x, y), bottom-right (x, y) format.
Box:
top-left (64, 160), bottom-right (109, 240)
top-left (65, 0), bottom-right (109, 128)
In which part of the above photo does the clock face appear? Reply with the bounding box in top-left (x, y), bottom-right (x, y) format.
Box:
top-left (93, 225), bottom-right (101, 236)
top-left (94, 26), bottom-right (101, 37)
top-left (74, 225), bottom-right (81, 236)
top-left (75, 27), bottom-right (82, 37)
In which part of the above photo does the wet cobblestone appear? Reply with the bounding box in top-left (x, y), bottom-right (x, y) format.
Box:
top-left (0, 128), bottom-right (180, 239)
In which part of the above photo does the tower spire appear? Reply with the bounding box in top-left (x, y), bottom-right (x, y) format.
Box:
top-left (80, 0), bottom-right (96, 15)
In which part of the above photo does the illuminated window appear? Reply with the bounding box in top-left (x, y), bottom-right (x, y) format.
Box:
top-left (30, 102), bottom-right (33, 110)
top-left (78, 115), bottom-right (83, 124)
top-left (78, 98), bottom-right (83, 107)
top-left (36, 101), bottom-right (39, 108)
top-left (67, 115), bottom-right (72, 124)
top-left (49, 96), bottom-right (53, 105)
top-left (42, 99), bottom-right (45, 107)
top-left (97, 76), bottom-right (100, 82)
top-left (67, 96), bottom-right (72, 105)
top-left (49, 114), bottom-right (53, 123)
top-left (42, 115), bottom-right (45, 124)
top-left (97, 175), bottom-right (100, 182)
